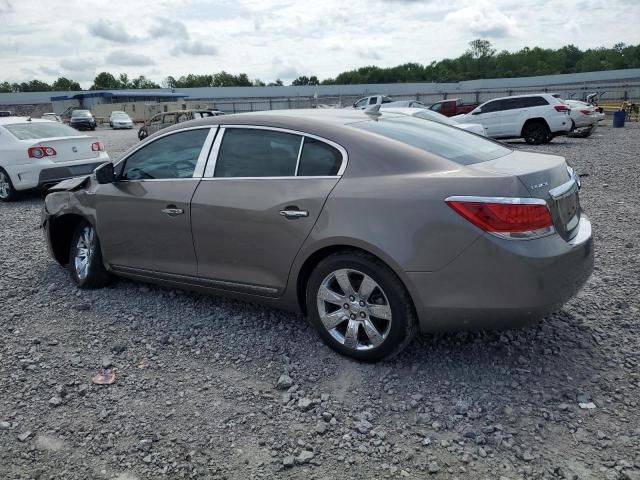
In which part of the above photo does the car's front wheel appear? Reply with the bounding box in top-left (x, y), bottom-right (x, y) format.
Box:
top-left (0, 168), bottom-right (17, 202)
top-left (306, 252), bottom-right (417, 361)
top-left (68, 221), bottom-right (110, 289)
top-left (138, 128), bottom-right (148, 140)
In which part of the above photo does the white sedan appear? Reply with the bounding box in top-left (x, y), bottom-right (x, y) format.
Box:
top-left (0, 117), bottom-right (110, 202)
top-left (564, 99), bottom-right (601, 138)
top-left (380, 106), bottom-right (487, 136)
top-left (109, 111), bottom-right (134, 129)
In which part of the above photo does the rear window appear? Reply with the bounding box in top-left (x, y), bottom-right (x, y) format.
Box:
top-left (4, 122), bottom-right (84, 140)
top-left (351, 117), bottom-right (511, 166)
top-left (72, 111), bottom-right (92, 117)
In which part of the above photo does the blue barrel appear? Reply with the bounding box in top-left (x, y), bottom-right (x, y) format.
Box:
top-left (613, 111), bottom-right (626, 128)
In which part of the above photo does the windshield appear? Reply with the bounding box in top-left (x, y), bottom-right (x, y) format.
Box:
top-left (113, 113), bottom-right (130, 118)
top-left (4, 122), bottom-right (84, 140)
top-left (72, 111), bottom-right (92, 117)
top-left (350, 116), bottom-right (511, 166)
top-left (413, 109), bottom-right (457, 126)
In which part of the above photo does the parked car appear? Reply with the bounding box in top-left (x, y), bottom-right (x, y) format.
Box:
top-left (455, 94), bottom-right (572, 144)
top-left (428, 98), bottom-right (479, 117)
top-left (563, 100), bottom-right (600, 138)
top-left (109, 111), bottom-right (134, 129)
top-left (381, 106), bottom-right (487, 136)
top-left (383, 100), bottom-right (427, 108)
top-left (69, 110), bottom-right (97, 131)
top-left (351, 95), bottom-right (394, 109)
top-left (138, 110), bottom-right (221, 140)
top-left (42, 109), bottom-right (592, 361)
top-left (0, 117), bottom-right (109, 201)
top-left (41, 113), bottom-right (62, 122)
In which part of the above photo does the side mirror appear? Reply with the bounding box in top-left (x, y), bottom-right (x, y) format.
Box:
top-left (472, 108), bottom-right (482, 115)
top-left (95, 162), bottom-right (115, 184)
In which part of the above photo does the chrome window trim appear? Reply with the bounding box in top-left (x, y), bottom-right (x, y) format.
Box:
top-left (203, 126), bottom-right (226, 178)
top-left (200, 176), bottom-right (340, 181)
top-left (294, 136), bottom-right (305, 176)
top-left (114, 125), bottom-right (215, 170)
top-left (192, 127), bottom-right (219, 178)
top-left (445, 195), bottom-right (548, 206)
top-left (202, 124), bottom-right (349, 179)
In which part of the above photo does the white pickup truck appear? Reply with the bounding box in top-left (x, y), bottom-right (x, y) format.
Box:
top-left (351, 95), bottom-right (394, 109)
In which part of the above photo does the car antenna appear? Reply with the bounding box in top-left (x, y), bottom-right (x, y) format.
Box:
top-left (364, 104), bottom-right (382, 119)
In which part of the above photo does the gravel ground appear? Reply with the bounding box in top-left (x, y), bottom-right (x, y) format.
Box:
top-left (1, 122), bottom-right (639, 480)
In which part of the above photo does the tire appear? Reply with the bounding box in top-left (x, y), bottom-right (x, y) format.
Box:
top-left (306, 251), bottom-right (417, 361)
top-left (0, 168), bottom-right (17, 202)
top-left (522, 121), bottom-right (549, 145)
top-left (138, 128), bottom-right (148, 140)
top-left (68, 221), bottom-right (110, 289)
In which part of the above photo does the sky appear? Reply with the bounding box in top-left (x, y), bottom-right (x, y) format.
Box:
top-left (0, 0), bottom-right (639, 88)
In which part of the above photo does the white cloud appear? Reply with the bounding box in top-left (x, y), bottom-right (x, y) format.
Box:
top-left (444, 2), bottom-right (518, 38)
top-left (170, 41), bottom-right (218, 56)
top-left (1, 0), bottom-right (639, 88)
top-left (106, 51), bottom-right (155, 67)
top-left (89, 19), bottom-right (139, 43)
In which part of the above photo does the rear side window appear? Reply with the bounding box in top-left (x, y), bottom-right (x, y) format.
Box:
top-left (351, 117), bottom-right (511, 166)
top-left (215, 128), bottom-right (301, 177)
top-left (298, 138), bottom-right (342, 176)
top-left (4, 122), bottom-right (83, 140)
top-left (522, 96), bottom-right (549, 107)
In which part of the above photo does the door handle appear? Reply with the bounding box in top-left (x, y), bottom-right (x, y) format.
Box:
top-left (279, 209), bottom-right (309, 219)
top-left (162, 206), bottom-right (184, 216)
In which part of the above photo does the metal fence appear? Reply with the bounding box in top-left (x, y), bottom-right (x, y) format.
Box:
top-left (189, 81), bottom-right (640, 114)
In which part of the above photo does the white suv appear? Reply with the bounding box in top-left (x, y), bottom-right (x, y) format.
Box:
top-left (456, 94), bottom-right (571, 144)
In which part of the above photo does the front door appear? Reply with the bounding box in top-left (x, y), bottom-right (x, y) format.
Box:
top-left (190, 127), bottom-right (346, 295)
top-left (96, 127), bottom-right (215, 276)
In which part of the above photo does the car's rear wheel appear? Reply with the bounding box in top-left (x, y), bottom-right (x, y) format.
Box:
top-left (306, 252), bottom-right (417, 361)
top-left (0, 168), bottom-right (17, 202)
top-left (68, 221), bottom-right (110, 289)
top-left (522, 121), bottom-right (549, 145)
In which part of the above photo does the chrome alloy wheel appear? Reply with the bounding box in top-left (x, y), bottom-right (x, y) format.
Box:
top-left (316, 269), bottom-right (392, 351)
top-left (74, 225), bottom-right (95, 281)
top-left (0, 172), bottom-right (10, 199)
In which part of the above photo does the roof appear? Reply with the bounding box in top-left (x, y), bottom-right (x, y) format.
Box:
top-left (51, 91), bottom-right (188, 101)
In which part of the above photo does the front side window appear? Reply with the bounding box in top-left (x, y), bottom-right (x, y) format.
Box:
top-left (298, 138), bottom-right (342, 176)
top-left (430, 102), bottom-right (442, 112)
top-left (150, 115), bottom-right (161, 124)
top-left (215, 128), bottom-right (301, 178)
top-left (354, 98), bottom-right (368, 108)
top-left (163, 113), bottom-right (177, 124)
top-left (121, 129), bottom-right (209, 180)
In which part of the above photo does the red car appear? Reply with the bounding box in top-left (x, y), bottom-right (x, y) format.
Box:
top-left (428, 98), bottom-right (478, 117)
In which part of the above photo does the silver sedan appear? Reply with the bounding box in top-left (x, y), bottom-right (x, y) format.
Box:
top-left (42, 109), bottom-right (593, 361)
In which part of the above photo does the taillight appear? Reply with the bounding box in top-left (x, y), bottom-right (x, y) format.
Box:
top-left (579, 109), bottom-right (592, 115)
top-left (445, 196), bottom-right (555, 240)
top-left (92, 142), bottom-right (105, 152)
top-left (28, 146), bottom-right (57, 158)
top-left (554, 105), bottom-right (570, 113)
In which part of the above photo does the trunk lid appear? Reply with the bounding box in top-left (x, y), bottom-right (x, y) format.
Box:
top-left (27, 136), bottom-right (100, 162)
top-left (469, 150), bottom-right (581, 240)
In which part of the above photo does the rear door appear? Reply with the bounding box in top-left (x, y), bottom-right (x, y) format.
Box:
top-left (190, 126), bottom-right (346, 296)
top-left (96, 127), bottom-right (216, 276)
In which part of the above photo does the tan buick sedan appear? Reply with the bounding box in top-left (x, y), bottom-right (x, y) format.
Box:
top-left (42, 109), bottom-right (593, 361)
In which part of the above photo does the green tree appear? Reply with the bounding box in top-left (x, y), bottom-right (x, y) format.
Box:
top-left (131, 75), bottom-right (160, 89)
top-left (51, 77), bottom-right (81, 91)
top-left (90, 72), bottom-right (121, 90)
top-left (0, 81), bottom-right (14, 92)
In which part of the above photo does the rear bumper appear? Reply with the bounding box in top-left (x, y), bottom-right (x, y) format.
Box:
top-left (407, 215), bottom-right (593, 332)
top-left (5, 153), bottom-right (109, 191)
